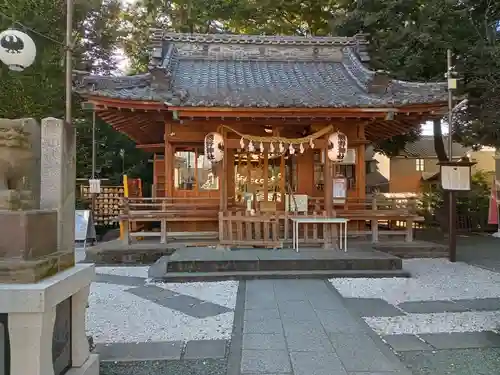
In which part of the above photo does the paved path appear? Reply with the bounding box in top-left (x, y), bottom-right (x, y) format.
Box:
top-left (234, 279), bottom-right (410, 375)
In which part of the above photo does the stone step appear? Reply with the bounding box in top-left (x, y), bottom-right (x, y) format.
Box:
top-left (151, 269), bottom-right (411, 282)
top-left (166, 257), bottom-right (402, 273)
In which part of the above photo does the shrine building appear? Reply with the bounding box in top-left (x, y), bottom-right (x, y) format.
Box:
top-left (75, 31), bottom-right (448, 246)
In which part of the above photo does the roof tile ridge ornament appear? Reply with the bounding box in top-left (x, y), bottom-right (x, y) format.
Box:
top-left (148, 29), bottom-right (365, 46)
top-left (75, 73), bottom-right (153, 92)
top-left (367, 70), bottom-right (393, 94)
top-left (148, 41), bottom-right (187, 105)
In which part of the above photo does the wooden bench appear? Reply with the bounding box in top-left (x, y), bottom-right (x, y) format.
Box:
top-left (338, 209), bottom-right (423, 242)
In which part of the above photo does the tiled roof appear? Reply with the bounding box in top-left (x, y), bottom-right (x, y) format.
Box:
top-left (398, 136), bottom-right (470, 158)
top-left (75, 32), bottom-right (448, 108)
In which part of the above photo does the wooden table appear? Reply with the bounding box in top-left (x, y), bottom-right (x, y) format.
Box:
top-left (290, 217), bottom-right (349, 252)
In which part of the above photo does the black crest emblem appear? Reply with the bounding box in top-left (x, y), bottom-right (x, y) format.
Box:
top-left (0, 34), bottom-right (24, 54)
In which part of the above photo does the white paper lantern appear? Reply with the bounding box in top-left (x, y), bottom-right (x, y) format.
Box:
top-left (204, 132), bottom-right (224, 162)
top-left (0, 29), bottom-right (37, 71)
top-left (327, 132), bottom-right (348, 162)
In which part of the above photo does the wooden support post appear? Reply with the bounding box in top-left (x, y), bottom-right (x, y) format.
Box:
top-left (405, 219), bottom-right (414, 242)
top-left (263, 149), bottom-right (269, 202)
top-left (324, 135), bottom-right (333, 248)
top-left (164, 122), bottom-right (174, 198)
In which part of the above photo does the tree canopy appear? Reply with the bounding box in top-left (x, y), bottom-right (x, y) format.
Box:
top-left (0, 0), bottom-right (151, 185)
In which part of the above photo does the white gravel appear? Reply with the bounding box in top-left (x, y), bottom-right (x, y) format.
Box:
top-left (366, 311), bottom-right (500, 335)
top-left (330, 259), bottom-right (500, 336)
top-left (330, 259), bottom-right (500, 305)
top-left (86, 267), bottom-right (238, 344)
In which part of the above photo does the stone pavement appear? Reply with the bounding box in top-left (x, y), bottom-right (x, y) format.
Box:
top-left (234, 279), bottom-right (410, 375)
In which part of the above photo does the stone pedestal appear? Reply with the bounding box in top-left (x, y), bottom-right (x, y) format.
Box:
top-left (0, 210), bottom-right (74, 283)
top-left (0, 264), bottom-right (98, 375)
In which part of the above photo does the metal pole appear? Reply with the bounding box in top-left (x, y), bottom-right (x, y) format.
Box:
top-left (447, 49), bottom-right (457, 262)
top-left (92, 110), bottom-right (96, 178)
top-left (91, 110), bottom-right (97, 216)
top-left (65, 0), bottom-right (72, 127)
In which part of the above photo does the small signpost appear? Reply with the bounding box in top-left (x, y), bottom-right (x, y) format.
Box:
top-left (439, 158), bottom-right (476, 261)
top-left (75, 210), bottom-right (96, 249)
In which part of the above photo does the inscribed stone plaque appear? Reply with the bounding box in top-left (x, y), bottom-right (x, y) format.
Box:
top-left (0, 313), bottom-right (7, 375)
top-left (52, 297), bottom-right (72, 375)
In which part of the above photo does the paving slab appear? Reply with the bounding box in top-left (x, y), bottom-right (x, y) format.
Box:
top-left (284, 325), bottom-right (334, 352)
top-left (344, 298), bottom-right (406, 317)
top-left (400, 348), bottom-right (500, 375)
top-left (397, 300), bottom-right (469, 314)
top-left (290, 351), bottom-right (347, 375)
top-left (240, 349), bottom-right (292, 373)
top-left (244, 308), bottom-right (281, 321)
top-left (243, 318), bottom-right (284, 334)
top-left (455, 298), bottom-right (500, 312)
top-left (126, 284), bottom-right (232, 318)
top-left (242, 333), bottom-right (287, 350)
top-left (184, 339), bottom-right (227, 359)
top-left (382, 334), bottom-right (433, 352)
top-left (329, 333), bottom-right (401, 372)
top-left (419, 331), bottom-right (500, 350)
top-left (95, 341), bottom-right (183, 361)
top-left (237, 279), bottom-right (411, 375)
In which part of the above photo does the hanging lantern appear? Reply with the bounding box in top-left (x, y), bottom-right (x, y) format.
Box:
top-left (289, 144), bottom-right (295, 155)
top-left (279, 142), bottom-right (285, 153)
top-left (248, 141), bottom-right (255, 152)
top-left (259, 142), bottom-right (264, 152)
top-left (309, 138), bottom-right (315, 149)
top-left (0, 29), bottom-right (37, 71)
top-left (327, 132), bottom-right (348, 162)
top-left (299, 143), bottom-right (305, 154)
top-left (269, 143), bottom-right (275, 153)
top-left (204, 132), bottom-right (224, 163)
top-left (239, 137), bottom-right (245, 149)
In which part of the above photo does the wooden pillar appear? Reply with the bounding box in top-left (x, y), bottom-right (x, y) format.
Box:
top-left (324, 135), bottom-right (333, 247)
top-left (356, 122), bottom-right (366, 200)
top-left (356, 144), bottom-right (366, 199)
top-left (263, 150), bottom-right (269, 202)
top-left (164, 122), bottom-right (174, 198)
top-left (220, 127), bottom-right (228, 212)
top-left (324, 135), bottom-right (333, 216)
top-left (226, 149), bottom-right (235, 207)
top-left (272, 127), bottom-right (285, 209)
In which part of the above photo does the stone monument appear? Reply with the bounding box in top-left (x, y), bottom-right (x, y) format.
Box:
top-left (0, 118), bottom-right (98, 375)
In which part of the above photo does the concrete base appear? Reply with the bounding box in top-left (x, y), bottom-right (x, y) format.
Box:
top-left (0, 264), bottom-right (98, 375)
top-left (67, 354), bottom-right (99, 375)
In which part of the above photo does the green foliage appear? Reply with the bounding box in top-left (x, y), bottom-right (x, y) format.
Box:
top-left (420, 170), bottom-right (493, 230)
top-left (121, 0), bottom-right (500, 155)
top-left (0, 0), bottom-right (151, 185)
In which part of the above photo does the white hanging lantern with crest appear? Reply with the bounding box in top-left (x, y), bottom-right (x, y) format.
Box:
top-left (204, 132), bottom-right (224, 163)
top-left (327, 132), bottom-right (348, 162)
top-left (0, 29), bottom-right (37, 71)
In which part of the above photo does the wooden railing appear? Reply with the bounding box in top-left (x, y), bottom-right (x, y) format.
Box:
top-left (119, 196), bottom-right (422, 245)
top-left (120, 197), bottom-right (221, 244)
top-left (218, 197), bottom-right (422, 246)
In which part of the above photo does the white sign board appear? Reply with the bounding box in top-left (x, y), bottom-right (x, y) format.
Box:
top-left (75, 210), bottom-right (96, 248)
top-left (285, 194), bottom-right (308, 212)
top-left (333, 178), bottom-right (347, 204)
top-left (441, 165), bottom-right (471, 191)
top-left (89, 179), bottom-right (101, 194)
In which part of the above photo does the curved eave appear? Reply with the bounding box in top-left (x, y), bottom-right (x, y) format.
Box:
top-left (84, 95), bottom-right (164, 111)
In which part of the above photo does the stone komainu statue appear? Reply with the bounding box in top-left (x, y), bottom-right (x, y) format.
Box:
top-left (0, 119), bottom-right (38, 210)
